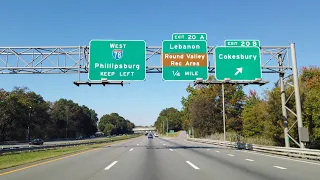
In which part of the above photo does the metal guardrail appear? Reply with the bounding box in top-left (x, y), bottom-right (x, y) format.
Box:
top-left (187, 138), bottom-right (320, 161)
top-left (0, 135), bottom-right (140, 155)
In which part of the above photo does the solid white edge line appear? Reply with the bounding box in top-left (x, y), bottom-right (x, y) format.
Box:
top-left (186, 161), bottom-right (200, 170)
top-left (216, 151), bottom-right (220, 153)
top-left (273, 166), bottom-right (287, 170)
top-left (129, 148), bottom-right (133, 151)
top-left (245, 159), bottom-right (254, 162)
top-left (244, 151), bottom-right (320, 166)
top-left (170, 149), bottom-right (173, 151)
top-left (104, 161), bottom-right (118, 170)
top-left (228, 154), bottom-right (234, 156)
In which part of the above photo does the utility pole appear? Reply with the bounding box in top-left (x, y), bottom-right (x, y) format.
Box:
top-left (222, 83), bottom-right (226, 141)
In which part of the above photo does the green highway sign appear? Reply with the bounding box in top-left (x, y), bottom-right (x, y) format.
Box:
top-left (89, 40), bottom-right (146, 81)
top-left (162, 40), bottom-right (208, 81)
top-left (172, 33), bottom-right (207, 41)
top-left (215, 46), bottom-right (262, 81)
top-left (225, 40), bottom-right (260, 47)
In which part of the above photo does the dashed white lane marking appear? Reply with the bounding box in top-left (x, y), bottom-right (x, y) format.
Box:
top-left (169, 149), bottom-right (173, 151)
top-left (206, 149), bottom-right (210, 150)
top-left (228, 154), bottom-right (234, 157)
top-left (216, 151), bottom-right (220, 153)
top-left (163, 144), bottom-right (166, 146)
top-left (245, 159), bottom-right (254, 162)
top-left (104, 161), bottom-right (118, 170)
top-left (129, 148), bottom-right (134, 151)
top-left (273, 166), bottom-right (287, 170)
top-left (186, 161), bottom-right (200, 170)
top-left (137, 144), bottom-right (139, 146)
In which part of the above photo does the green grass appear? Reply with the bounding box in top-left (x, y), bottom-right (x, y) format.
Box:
top-left (161, 131), bottom-right (181, 138)
top-left (204, 132), bottom-right (276, 146)
top-left (0, 135), bottom-right (139, 170)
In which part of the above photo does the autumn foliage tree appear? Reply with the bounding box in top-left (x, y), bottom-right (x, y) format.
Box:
top-left (175, 66), bottom-right (320, 149)
top-left (300, 66), bottom-right (320, 148)
top-left (180, 76), bottom-right (245, 137)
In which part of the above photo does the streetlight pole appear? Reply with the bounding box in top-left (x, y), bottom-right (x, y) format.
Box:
top-left (27, 106), bottom-right (31, 141)
top-left (65, 106), bottom-right (69, 139)
top-left (222, 83), bottom-right (226, 141)
top-left (27, 112), bottom-right (30, 140)
top-left (166, 118), bottom-right (168, 134)
top-left (162, 120), bottom-right (164, 135)
top-left (66, 115), bottom-right (68, 139)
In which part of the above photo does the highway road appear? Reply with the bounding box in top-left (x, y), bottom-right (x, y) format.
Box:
top-left (0, 132), bottom-right (319, 180)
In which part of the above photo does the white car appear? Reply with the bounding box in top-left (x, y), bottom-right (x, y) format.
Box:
top-left (154, 134), bottom-right (159, 137)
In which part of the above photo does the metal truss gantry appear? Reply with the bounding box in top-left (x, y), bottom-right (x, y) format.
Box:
top-left (0, 45), bottom-right (291, 75)
top-left (0, 43), bottom-right (306, 148)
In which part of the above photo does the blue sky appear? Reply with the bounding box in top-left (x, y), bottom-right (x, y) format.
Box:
top-left (0, 0), bottom-right (318, 126)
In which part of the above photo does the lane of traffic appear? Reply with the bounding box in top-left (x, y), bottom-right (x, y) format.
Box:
top-left (158, 137), bottom-right (272, 180)
top-left (0, 136), bottom-right (144, 180)
top-left (161, 137), bottom-right (320, 180)
top-left (184, 137), bottom-right (320, 177)
top-left (89, 134), bottom-right (209, 180)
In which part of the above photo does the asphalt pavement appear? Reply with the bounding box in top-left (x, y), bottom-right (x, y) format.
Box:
top-left (1, 132), bottom-right (319, 180)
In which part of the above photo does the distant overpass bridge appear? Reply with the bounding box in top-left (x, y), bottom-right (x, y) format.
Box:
top-left (133, 127), bottom-right (156, 133)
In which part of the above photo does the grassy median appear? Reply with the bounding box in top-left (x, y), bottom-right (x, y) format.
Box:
top-left (0, 135), bottom-right (139, 170)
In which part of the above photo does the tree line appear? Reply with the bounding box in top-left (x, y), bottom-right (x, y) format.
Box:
top-left (98, 113), bottom-right (135, 136)
top-left (0, 87), bottom-right (98, 141)
top-left (155, 66), bottom-right (320, 149)
top-left (0, 87), bottom-right (136, 142)
top-left (154, 107), bottom-right (183, 134)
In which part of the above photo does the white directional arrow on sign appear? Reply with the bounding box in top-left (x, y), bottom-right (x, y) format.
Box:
top-left (234, 68), bottom-right (243, 76)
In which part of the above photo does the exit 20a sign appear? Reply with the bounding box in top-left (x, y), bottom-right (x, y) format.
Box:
top-left (172, 33), bottom-right (207, 41)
